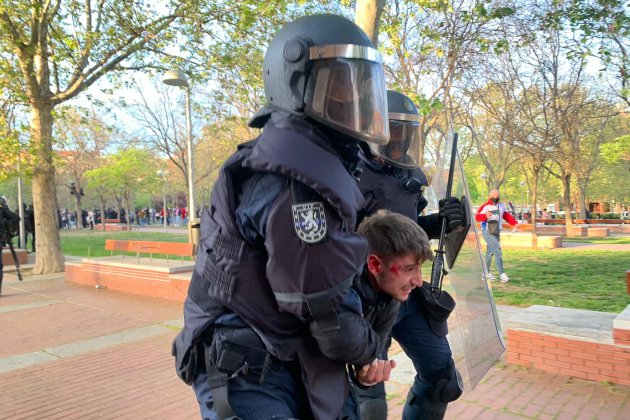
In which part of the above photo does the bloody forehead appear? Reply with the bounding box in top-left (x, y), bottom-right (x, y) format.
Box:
top-left (388, 260), bottom-right (421, 275)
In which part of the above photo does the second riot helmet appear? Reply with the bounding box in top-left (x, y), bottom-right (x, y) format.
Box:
top-left (370, 90), bottom-right (421, 169)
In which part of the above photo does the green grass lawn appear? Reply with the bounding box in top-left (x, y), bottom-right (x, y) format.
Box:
top-left (59, 230), bottom-right (630, 313)
top-left (491, 249), bottom-right (630, 313)
top-left (561, 236), bottom-right (630, 244)
top-left (60, 230), bottom-right (188, 258)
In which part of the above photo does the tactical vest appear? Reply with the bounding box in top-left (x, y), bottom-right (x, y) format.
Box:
top-left (187, 125), bottom-right (367, 361)
top-left (357, 156), bottom-right (427, 222)
top-left (0, 207), bottom-right (20, 242)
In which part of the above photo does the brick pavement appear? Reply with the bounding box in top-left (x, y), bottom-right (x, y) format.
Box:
top-left (386, 348), bottom-right (630, 419)
top-left (1, 274), bottom-right (629, 419)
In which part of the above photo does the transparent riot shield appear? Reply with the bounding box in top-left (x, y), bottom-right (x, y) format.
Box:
top-left (423, 136), bottom-right (504, 390)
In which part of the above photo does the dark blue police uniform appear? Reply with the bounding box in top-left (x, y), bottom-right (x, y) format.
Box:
top-left (173, 114), bottom-right (386, 420)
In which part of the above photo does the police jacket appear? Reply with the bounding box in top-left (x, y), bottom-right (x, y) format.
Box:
top-left (175, 112), bottom-right (384, 419)
top-left (354, 271), bottom-right (400, 347)
top-left (357, 149), bottom-right (442, 239)
top-left (0, 207), bottom-right (19, 245)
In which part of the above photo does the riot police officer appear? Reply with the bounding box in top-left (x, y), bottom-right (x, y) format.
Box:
top-left (0, 196), bottom-right (7, 295)
top-left (173, 14), bottom-right (394, 420)
top-left (0, 196), bottom-right (19, 296)
top-left (356, 90), bottom-right (465, 419)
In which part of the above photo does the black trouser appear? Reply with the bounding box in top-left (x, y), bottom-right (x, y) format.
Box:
top-left (0, 243), bottom-right (4, 295)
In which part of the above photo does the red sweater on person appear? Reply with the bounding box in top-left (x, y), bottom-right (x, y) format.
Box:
top-left (475, 199), bottom-right (518, 230)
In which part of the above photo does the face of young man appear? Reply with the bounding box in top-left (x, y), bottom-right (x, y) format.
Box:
top-left (367, 254), bottom-right (424, 301)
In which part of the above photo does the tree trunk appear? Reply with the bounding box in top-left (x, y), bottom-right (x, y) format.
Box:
top-left (75, 194), bottom-right (82, 230)
top-left (562, 174), bottom-right (574, 237)
top-left (99, 195), bottom-right (107, 231)
top-left (577, 181), bottom-right (588, 220)
top-left (31, 100), bottom-right (65, 274)
top-left (417, 125), bottom-right (428, 169)
top-left (531, 172), bottom-right (539, 250)
top-left (355, 0), bottom-right (386, 46)
top-left (115, 197), bottom-right (123, 223)
top-left (125, 192), bottom-right (132, 230)
top-left (530, 206), bottom-right (539, 249)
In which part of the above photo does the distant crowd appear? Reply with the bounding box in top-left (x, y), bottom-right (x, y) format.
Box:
top-left (57, 205), bottom-right (197, 230)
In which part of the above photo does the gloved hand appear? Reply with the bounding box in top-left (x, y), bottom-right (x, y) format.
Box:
top-left (439, 197), bottom-right (465, 232)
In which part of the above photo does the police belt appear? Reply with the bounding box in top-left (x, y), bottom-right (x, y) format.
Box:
top-left (203, 327), bottom-right (281, 419)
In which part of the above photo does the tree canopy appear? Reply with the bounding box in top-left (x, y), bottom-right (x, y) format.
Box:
top-left (1, 0), bottom-right (629, 273)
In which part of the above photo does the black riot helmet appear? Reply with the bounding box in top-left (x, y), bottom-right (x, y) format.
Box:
top-left (370, 90), bottom-right (421, 169)
top-left (257, 14), bottom-right (389, 145)
top-left (0, 196), bottom-right (7, 208)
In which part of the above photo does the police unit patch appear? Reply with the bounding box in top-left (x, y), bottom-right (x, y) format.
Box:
top-left (292, 202), bottom-right (327, 244)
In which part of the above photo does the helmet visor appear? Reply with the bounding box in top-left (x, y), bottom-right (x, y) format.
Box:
top-left (304, 57), bottom-right (389, 145)
top-left (370, 116), bottom-right (421, 169)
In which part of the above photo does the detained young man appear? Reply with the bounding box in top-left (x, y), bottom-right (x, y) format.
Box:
top-left (343, 210), bottom-right (433, 417)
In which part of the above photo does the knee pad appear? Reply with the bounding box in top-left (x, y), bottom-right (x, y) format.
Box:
top-left (355, 382), bottom-right (387, 420)
top-left (359, 398), bottom-right (387, 420)
top-left (427, 358), bottom-right (463, 404)
top-left (403, 389), bottom-right (447, 420)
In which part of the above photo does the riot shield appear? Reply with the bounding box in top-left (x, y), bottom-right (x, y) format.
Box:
top-left (423, 135), bottom-right (504, 390)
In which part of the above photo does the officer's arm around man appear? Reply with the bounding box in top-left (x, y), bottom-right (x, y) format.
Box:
top-left (174, 14), bottom-right (397, 420)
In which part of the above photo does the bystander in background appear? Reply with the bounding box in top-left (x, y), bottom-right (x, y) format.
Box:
top-left (475, 189), bottom-right (519, 282)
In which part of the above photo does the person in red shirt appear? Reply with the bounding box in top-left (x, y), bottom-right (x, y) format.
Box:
top-left (475, 189), bottom-right (519, 282)
top-left (180, 206), bottom-right (187, 226)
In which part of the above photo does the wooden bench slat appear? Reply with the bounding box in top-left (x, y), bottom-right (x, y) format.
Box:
top-left (104, 239), bottom-right (193, 258)
top-left (105, 240), bottom-right (132, 252)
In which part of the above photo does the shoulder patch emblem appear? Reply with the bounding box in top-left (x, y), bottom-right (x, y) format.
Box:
top-left (292, 202), bottom-right (327, 244)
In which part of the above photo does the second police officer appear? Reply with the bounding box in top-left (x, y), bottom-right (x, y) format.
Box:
top-left (356, 90), bottom-right (465, 420)
top-left (173, 14), bottom-right (396, 420)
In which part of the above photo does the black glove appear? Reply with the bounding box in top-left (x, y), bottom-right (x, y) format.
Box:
top-left (439, 197), bottom-right (464, 232)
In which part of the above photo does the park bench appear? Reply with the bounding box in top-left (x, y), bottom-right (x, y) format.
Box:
top-left (105, 239), bottom-right (193, 263)
top-left (578, 219), bottom-right (630, 225)
top-left (96, 220), bottom-right (132, 231)
top-left (536, 218), bottom-right (566, 225)
top-left (65, 239), bottom-right (195, 302)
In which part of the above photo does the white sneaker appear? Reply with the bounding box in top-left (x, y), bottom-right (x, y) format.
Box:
top-left (500, 273), bottom-right (510, 283)
top-left (485, 273), bottom-right (496, 281)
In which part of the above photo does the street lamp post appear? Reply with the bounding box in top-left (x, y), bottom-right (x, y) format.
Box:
top-left (156, 170), bottom-right (168, 232)
top-left (17, 152), bottom-right (26, 249)
top-left (162, 70), bottom-right (195, 235)
top-left (17, 174), bottom-right (25, 249)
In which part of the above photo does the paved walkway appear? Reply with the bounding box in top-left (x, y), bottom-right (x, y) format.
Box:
top-left (1, 272), bottom-right (629, 419)
top-left (386, 307), bottom-right (630, 419)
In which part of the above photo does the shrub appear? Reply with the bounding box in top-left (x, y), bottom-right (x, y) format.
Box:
top-left (601, 213), bottom-right (620, 219)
